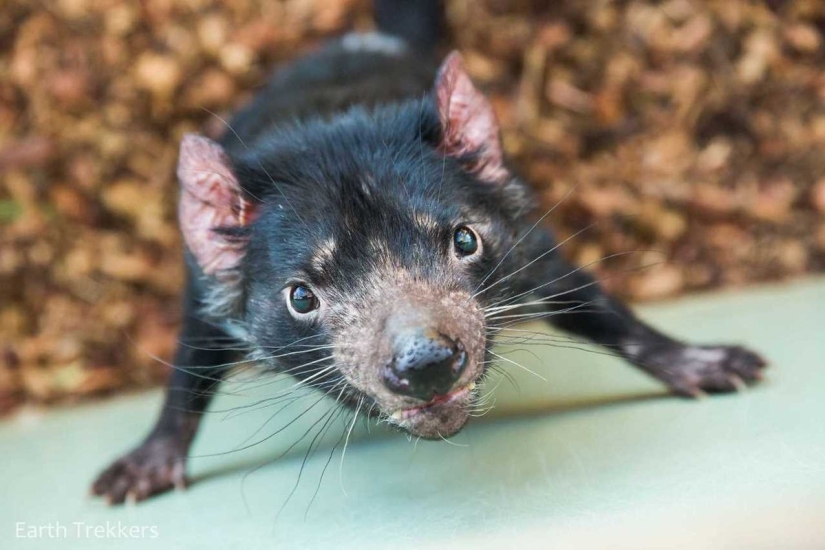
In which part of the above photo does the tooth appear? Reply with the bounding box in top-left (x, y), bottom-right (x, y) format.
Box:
top-left (467, 382), bottom-right (476, 391)
top-left (390, 411), bottom-right (403, 420)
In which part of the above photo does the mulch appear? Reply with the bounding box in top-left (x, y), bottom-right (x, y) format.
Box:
top-left (1, 0), bottom-right (823, 413)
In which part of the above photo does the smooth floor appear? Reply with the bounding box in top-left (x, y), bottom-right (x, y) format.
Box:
top-left (3, 278), bottom-right (824, 549)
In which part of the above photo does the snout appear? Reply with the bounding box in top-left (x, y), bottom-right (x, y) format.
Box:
top-left (382, 329), bottom-right (467, 401)
top-left (332, 280), bottom-right (486, 439)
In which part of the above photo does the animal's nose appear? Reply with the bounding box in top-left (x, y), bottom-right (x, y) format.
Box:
top-left (383, 330), bottom-right (466, 400)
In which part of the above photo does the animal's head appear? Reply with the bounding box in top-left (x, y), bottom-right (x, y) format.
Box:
top-left (177, 53), bottom-right (530, 438)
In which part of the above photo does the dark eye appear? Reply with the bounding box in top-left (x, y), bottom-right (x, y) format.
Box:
top-left (289, 285), bottom-right (318, 314)
top-left (454, 226), bottom-right (479, 257)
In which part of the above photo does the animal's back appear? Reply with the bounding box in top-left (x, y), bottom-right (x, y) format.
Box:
top-left (222, 35), bottom-right (439, 155)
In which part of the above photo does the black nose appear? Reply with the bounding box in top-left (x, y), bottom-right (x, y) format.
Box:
top-left (383, 330), bottom-right (467, 400)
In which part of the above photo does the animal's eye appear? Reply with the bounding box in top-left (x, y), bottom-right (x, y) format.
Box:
top-left (453, 226), bottom-right (479, 257)
top-left (289, 285), bottom-right (319, 314)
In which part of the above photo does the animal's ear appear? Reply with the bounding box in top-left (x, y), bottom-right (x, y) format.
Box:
top-left (177, 133), bottom-right (257, 276)
top-left (435, 51), bottom-right (508, 183)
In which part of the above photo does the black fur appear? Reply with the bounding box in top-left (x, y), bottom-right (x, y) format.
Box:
top-left (91, 3), bottom-right (766, 505)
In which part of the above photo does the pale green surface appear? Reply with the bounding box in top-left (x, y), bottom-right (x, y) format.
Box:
top-left (3, 279), bottom-right (825, 549)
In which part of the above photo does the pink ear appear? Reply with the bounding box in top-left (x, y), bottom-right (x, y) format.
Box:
top-left (435, 51), bottom-right (508, 183)
top-left (177, 133), bottom-right (256, 276)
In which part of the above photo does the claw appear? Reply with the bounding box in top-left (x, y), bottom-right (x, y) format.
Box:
top-left (686, 387), bottom-right (709, 400)
top-left (173, 471), bottom-right (188, 492)
top-left (90, 436), bottom-right (189, 505)
top-left (653, 344), bottom-right (767, 397)
top-left (728, 374), bottom-right (747, 392)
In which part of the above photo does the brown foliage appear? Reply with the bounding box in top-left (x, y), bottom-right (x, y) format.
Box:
top-left (1, 0), bottom-right (823, 412)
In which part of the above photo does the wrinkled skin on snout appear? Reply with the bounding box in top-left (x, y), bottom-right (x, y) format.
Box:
top-left (333, 279), bottom-right (486, 438)
top-left (326, 277), bottom-right (486, 438)
top-left (248, 272), bottom-right (490, 438)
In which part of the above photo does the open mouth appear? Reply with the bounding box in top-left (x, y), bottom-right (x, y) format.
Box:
top-left (390, 381), bottom-right (476, 421)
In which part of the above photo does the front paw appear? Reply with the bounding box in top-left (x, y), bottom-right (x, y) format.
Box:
top-left (649, 345), bottom-right (768, 398)
top-left (91, 436), bottom-right (188, 505)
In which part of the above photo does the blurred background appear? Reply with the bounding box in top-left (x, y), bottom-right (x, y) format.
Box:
top-left (1, 0), bottom-right (823, 414)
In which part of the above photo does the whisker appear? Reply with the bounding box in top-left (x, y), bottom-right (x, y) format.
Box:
top-left (273, 406), bottom-right (340, 523)
top-left (304, 407), bottom-right (348, 519)
top-left (486, 299), bottom-right (600, 323)
top-left (238, 402), bottom-right (336, 517)
top-left (193, 393), bottom-right (330, 458)
top-left (487, 350), bottom-right (547, 382)
top-left (483, 298), bottom-right (584, 315)
top-left (485, 250), bottom-right (664, 312)
top-left (438, 433), bottom-right (469, 447)
top-left (473, 221), bottom-right (598, 300)
top-left (471, 182), bottom-right (580, 298)
top-left (229, 357), bottom-right (336, 394)
top-left (338, 396), bottom-right (363, 497)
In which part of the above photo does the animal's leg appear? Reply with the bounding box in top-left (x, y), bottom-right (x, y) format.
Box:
top-left (91, 279), bottom-right (238, 504)
top-left (502, 226), bottom-right (767, 396)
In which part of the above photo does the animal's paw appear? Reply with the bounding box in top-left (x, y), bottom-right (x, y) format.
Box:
top-left (649, 344), bottom-right (768, 398)
top-left (91, 436), bottom-right (188, 505)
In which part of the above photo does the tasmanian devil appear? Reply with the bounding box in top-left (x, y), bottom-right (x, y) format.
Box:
top-left (91, 0), bottom-right (767, 504)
